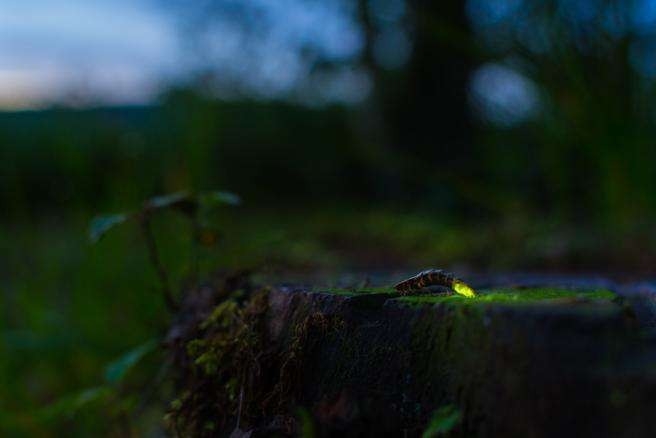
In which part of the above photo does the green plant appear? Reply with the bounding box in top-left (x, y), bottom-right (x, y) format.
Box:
top-left (422, 405), bottom-right (461, 437)
top-left (38, 339), bottom-right (159, 424)
top-left (89, 191), bottom-right (240, 310)
top-left (34, 191), bottom-right (241, 431)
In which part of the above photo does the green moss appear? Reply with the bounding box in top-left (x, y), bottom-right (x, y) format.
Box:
top-left (397, 287), bottom-right (616, 306)
top-left (169, 289), bottom-right (272, 435)
top-left (482, 287), bottom-right (616, 301)
top-left (310, 286), bottom-right (617, 305)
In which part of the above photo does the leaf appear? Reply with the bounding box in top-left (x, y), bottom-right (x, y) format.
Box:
top-left (39, 386), bottom-right (113, 420)
top-left (145, 191), bottom-right (190, 209)
top-left (104, 339), bottom-right (158, 385)
top-left (89, 213), bottom-right (129, 243)
top-left (144, 191), bottom-right (198, 216)
top-left (201, 191), bottom-right (241, 207)
top-left (422, 405), bottom-right (462, 438)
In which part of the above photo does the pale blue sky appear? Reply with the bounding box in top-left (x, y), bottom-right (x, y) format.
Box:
top-left (0, 0), bottom-right (365, 109)
top-left (0, 0), bottom-right (184, 108)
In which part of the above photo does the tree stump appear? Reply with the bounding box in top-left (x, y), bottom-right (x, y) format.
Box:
top-left (165, 275), bottom-right (656, 437)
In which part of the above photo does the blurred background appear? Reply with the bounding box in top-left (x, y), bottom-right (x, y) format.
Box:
top-left (3, 0), bottom-right (656, 435)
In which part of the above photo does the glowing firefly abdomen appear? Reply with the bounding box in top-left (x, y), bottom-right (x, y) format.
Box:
top-left (394, 269), bottom-right (476, 298)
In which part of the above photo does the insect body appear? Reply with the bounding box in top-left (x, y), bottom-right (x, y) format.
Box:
top-left (394, 269), bottom-right (476, 298)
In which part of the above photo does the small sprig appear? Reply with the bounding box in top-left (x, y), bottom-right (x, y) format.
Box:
top-left (89, 190), bottom-right (241, 311)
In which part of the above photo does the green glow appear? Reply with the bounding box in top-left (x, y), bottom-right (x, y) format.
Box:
top-left (453, 280), bottom-right (476, 298)
top-left (397, 288), bottom-right (616, 305)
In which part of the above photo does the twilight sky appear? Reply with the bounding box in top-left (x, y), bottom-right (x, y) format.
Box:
top-left (0, 0), bottom-right (366, 109)
top-left (0, 0), bottom-right (545, 126)
top-left (0, 0), bottom-right (186, 108)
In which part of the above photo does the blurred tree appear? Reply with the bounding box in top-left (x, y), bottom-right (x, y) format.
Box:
top-left (384, 1), bottom-right (475, 201)
top-left (162, 0), bottom-right (476, 205)
top-left (468, 0), bottom-right (656, 224)
top-left (392, 1), bottom-right (473, 164)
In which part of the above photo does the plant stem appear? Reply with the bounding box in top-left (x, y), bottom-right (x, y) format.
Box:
top-left (189, 212), bottom-right (201, 287)
top-left (140, 216), bottom-right (179, 311)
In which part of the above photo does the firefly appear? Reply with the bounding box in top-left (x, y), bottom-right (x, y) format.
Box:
top-left (394, 269), bottom-right (476, 298)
